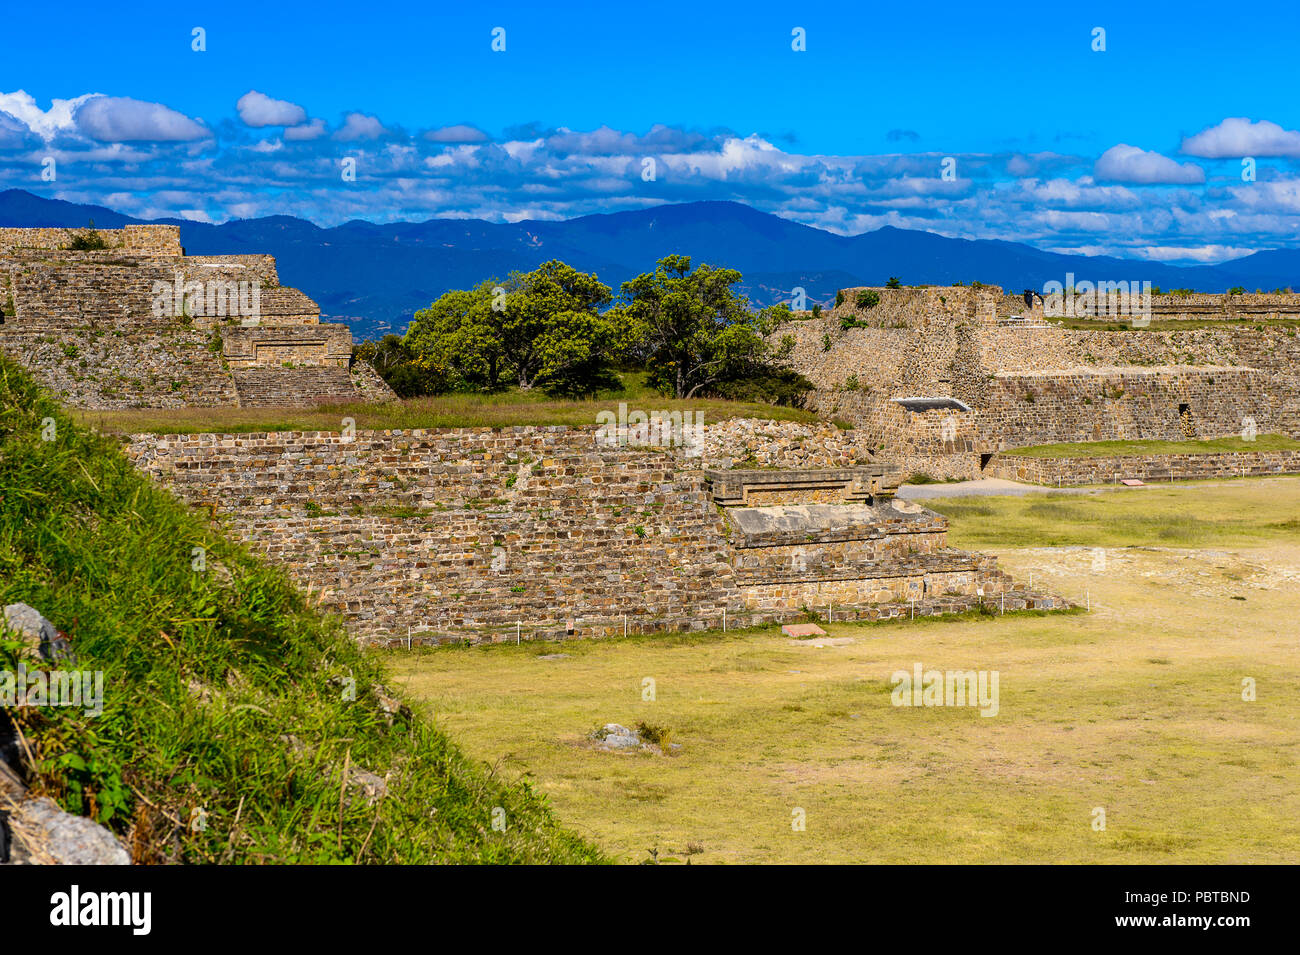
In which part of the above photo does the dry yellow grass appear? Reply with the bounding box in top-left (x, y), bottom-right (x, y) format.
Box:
top-left (387, 479), bottom-right (1300, 864)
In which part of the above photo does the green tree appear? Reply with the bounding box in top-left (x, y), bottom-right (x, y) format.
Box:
top-left (405, 260), bottom-right (616, 394)
top-left (405, 284), bottom-right (503, 390)
top-left (612, 254), bottom-right (770, 399)
top-left (499, 260), bottom-right (615, 391)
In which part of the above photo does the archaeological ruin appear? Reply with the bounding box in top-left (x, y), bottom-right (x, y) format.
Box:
top-left (125, 422), bottom-right (1062, 646)
top-left (13, 224), bottom-right (1300, 643)
top-left (0, 224), bottom-right (393, 408)
top-left (785, 284), bottom-right (1300, 480)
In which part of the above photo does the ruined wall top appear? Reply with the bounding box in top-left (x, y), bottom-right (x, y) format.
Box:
top-left (0, 224), bottom-right (181, 256)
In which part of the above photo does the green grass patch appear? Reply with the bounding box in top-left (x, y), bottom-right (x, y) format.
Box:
top-left (0, 355), bottom-right (602, 864)
top-left (930, 479), bottom-right (1300, 549)
top-left (73, 370), bottom-right (818, 435)
top-left (1003, 434), bottom-right (1300, 459)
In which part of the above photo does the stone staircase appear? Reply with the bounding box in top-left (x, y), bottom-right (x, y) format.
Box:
top-left (232, 366), bottom-right (359, 407)
top-left (705, 467), bottom-right (1067, 620)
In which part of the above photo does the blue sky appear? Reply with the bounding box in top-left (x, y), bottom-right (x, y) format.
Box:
top-left (4, 0), bottom-right (1300, 262)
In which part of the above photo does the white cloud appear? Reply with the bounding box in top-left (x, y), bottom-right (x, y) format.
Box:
top-left (1181, 117), bottom-right (1300, 158)
top-left (425, 124), bottom-right (489, 144)
top-left (285, 118), bottom-right (328, 141)
top-left (1132, 244), bottom-right (1257, 263)
top-left (74, 96), bottom-right (208, 142)
top-left (0, 90), bottom-right (100, 140)
top-left (0, 110), bottom-right (32, 147)
top-left (333, 112), bottom-right (387, 141)
top-left (236, 90), bottom-right (307, 128)
top-left (1094, 144), bottom-right (1205, 184)
top-left (1015, 176), bottom-right (1141, 208)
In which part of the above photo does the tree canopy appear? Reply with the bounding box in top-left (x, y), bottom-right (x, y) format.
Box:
top-left (384, 253), bottom-right (808, 404)
top-left (404, 260), bottom-right (616, 395)
top-left (613, 254), bottom-right (785, 399)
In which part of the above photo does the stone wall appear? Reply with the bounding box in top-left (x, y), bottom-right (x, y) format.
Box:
top-left (0, 224), bottom-right (181, 255)
top-left (125, 428), bottom-right (742, 644)
top-left (125, 425), bottom-right (1063, 645)
top-left (696, 417), bottom-right (878, 469)
top-left (1040, 290), bottom-right (1300, 321)
top-left (985, 448), bottom-right (1300, 485)
top-left (784, 284), bottom-right (1300, 456)
top-left (222, 325), bottom-right (352, 368)
top-left (980, 366), bottom-right (1267, 448)
top-left (0, 329), bottom-right (238, 408)
top-left (0, 228), bottom-right (390, 408)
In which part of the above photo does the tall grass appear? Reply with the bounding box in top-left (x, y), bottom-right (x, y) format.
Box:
top-left (0, 355), bottom-right (602, 863)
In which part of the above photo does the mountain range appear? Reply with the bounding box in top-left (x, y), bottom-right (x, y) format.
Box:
top-left (4, 188), bottom-right (1299, 339)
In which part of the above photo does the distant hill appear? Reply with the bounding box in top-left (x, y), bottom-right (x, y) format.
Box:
top-left (4, 189), bottom-right (1298, 339)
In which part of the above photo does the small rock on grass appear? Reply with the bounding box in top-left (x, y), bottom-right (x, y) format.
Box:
top-left (2, 603), bottom-right (76, 664)
top-left (7, 797), bottom-right (129, 866)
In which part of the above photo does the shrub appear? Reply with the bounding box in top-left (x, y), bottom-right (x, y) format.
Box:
top-left (711, 368), bottom-right (814, 407)
top-left (885, 277), bottom-right (902, 289)
top-left (856, 290), bottom-right (881, 309)
top-left (66, 230), bottom-right (108, 251)
top-left (835, 290), bottom-right (845, 307)
top-left (353, 334), bottom-right (450, 398)
top-left (635, 721), bottom-right (671, 747)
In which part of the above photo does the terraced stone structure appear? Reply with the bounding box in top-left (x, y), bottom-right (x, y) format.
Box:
top-left (0, 225), bottom-right (392, 408)
top-left (785, 284), bottom-right (1300, 478)
top-left (126, 424), bottom-right (1065, 645)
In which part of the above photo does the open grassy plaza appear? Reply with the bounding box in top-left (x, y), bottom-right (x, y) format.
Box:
top-left (388, 477), bottom-right (1300, 864)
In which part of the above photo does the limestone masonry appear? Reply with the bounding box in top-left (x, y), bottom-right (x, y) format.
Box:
top-left (783, 284), bottom-right (1300, 479)
top-left (0, 224), bottom-right (393, 408)
top-left (125, 424), bottom-right (1065, 645)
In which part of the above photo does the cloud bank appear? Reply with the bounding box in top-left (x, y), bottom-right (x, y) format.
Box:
top-left (5, 90), bottom-right (1300, 265)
